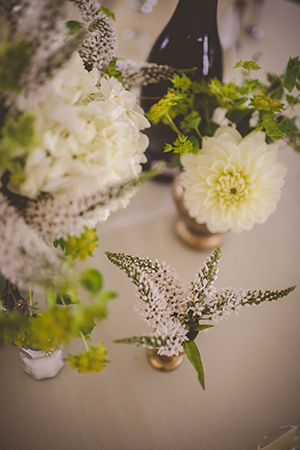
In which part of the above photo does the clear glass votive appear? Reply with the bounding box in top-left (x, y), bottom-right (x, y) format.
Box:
top-left (257, 425), bottom-right (298, 450)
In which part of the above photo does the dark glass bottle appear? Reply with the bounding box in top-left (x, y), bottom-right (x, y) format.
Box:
top-left (141, 0), bottom-right (223, 181)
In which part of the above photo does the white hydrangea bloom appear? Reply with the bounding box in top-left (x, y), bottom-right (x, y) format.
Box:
top-left (180, 126), bottom-right (286, 233)
top-left (15, 52), bottom-right (150, 220)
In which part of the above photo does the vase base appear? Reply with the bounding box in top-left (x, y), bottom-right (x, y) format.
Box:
top-left (147, 349), bottom-right (184, 371)
top-left (175, 219), bottom-right (223, 250)
top-left (19, 346), bottom-right (65, 380)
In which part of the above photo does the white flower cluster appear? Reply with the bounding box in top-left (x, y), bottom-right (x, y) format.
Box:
top-left (0, 194), bottom-right (71, 290)
top-left (71, 0), bottom-right (118, 72)
top-left (115, 60), bottom-right (179, 90)
top-left (24, 172), bottom-right (148, 242)
top-left (181, 126), bottom-right (287, 233)
top-left (107, 248), bottom-right (295, 357)
top-left (16, 52), bottom-right (150, 218)
top-left (135, 264), bottom-right (189, 356)
top-left (188, 285), bottom-right (249, 324)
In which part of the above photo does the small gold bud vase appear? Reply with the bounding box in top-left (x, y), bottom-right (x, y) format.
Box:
top-left (147, 349), bottom-right (185, 371)
top-left (172, 175), bottom-right (223, 250)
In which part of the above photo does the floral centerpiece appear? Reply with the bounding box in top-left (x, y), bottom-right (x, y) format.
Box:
top-left (0, 0), bottom-right (176, 374)
top-left (106, 247), bottom-right (296, 389)
top-left (148, 59), bottom-right (300, 234)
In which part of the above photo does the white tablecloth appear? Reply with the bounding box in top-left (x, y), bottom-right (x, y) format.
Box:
top-left (0, 144), bottom-right (299, 450)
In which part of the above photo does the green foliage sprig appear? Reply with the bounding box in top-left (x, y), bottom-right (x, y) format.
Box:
top-left (148, 57), bottom-right (300, 157)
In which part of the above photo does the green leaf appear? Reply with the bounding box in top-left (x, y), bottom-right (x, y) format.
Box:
top-left (183, 340), bottom-right (205, 390)
top-left (2, 113), bottom-right (36, 149)
top-left (244, 79), bottom-right (259, 90)
top-left (233, 60), bottom-right (243, 69)
top-left (234, 60), bottom-right (261, 71)
top-left (53, 238), bottom-right (65, 250)
top-left (98, 6), bottom-right (115, 20)
top-left (79, 268), bottom-right (103, 294)
top-left (65, 20), bottom-right (83, 36)
top-left (286, 94), bottom-right (300, 106)
top-left (189, 324), bottom-right (214, 332)
top-left (185, 111), bottom-right (201, 130)
top-left (260, 111), bottom-right (285, 140)
top-left (225, 108), bottom-right (254, 128)
top-left (283, 56), bottom-right (300, 92)
top-left (79, 318), bottom-right (96, 336)
top-left (280, 116), bottom-right (299, 133)
top-left (169, 153), bottom-right (181, 168)
top-left (0, 273), bottom-right (6, 296)
top-left (84, 291), bottom-right (116, 321)
top-left (97, 290), bottom-right (117, 304)
top-left (55, 294), bottom-right (76, 306)
top-left (164, 143), bottom-right (173, 153)
top-left (45, 290), bottom-right (58, 308)
top-left (230, 96), bottom-right (248, 108)
top-left (0, 39), bottom-right (32, 92)
top-left (189, 135), bottom-right (200, 153)
top-left (106, 58), bottom-right (123, 82)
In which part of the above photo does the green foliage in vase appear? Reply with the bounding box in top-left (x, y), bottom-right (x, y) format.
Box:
top-left (148, 58), bottom-right (300, 157)
top-left (0, 269), bottom-right (117, 372)
top-left (106, 247), bottom-right (296, 389)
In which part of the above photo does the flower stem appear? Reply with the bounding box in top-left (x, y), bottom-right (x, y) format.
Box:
top-left (79, 331), bottom-right (90, 352)
top-left (165, 113), bottom-right (182, 136)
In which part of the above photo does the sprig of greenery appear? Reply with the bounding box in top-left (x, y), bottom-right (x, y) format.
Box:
top-left (147, 58), bottom-right (300, 157)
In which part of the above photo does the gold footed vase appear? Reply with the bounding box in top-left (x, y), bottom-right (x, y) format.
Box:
top-left (172, 175), bottom-right (223, 250)
top-left (147, 349), bottom-right (185, 371)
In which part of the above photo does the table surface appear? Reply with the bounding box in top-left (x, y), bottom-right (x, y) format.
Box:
top-left (1, 1), bottom-right (300, 450)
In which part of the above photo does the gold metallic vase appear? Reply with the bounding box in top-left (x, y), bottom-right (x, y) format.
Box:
top-left (147, 349), bottom-right (185, 371)
top-left (172, 175), bottom-right (223, 250)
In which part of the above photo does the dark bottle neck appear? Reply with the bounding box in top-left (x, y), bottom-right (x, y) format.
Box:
top-left (171, 0), bottom-right (219, 24)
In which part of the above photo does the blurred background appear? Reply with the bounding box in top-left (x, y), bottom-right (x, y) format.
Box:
top-left (101, 0), bottom-right (300, 82)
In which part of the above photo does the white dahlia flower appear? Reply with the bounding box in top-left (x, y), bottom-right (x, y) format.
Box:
top-left (180, 126), bottom-right (286, 233)
top-left (16, 52), bottom-right (150, 213)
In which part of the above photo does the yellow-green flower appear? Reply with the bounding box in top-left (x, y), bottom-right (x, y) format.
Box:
top-left (65, 342), bottom-right (108, 373)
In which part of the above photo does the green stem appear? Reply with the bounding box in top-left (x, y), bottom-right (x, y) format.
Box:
top-left (69, 4), bottom-right (74, 20)
top-left (277, 102), bottom-right (300, 127)
top-left (7, 283), bottom-right (17, 307)
top-left (79, 331), bottom-right (90, 352)
top-left (248, 69), bottom-right (251, 97)
top-left (195, 128), bottom-right (203, 140)
top-left (165, 113), bottom-right (183, 136)
top-left (29, 284), bottom-right (33, 317)
top-left (60, 294), bottom-right (66, 307)
top-left (265, 78), bottom-right (282, 98)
